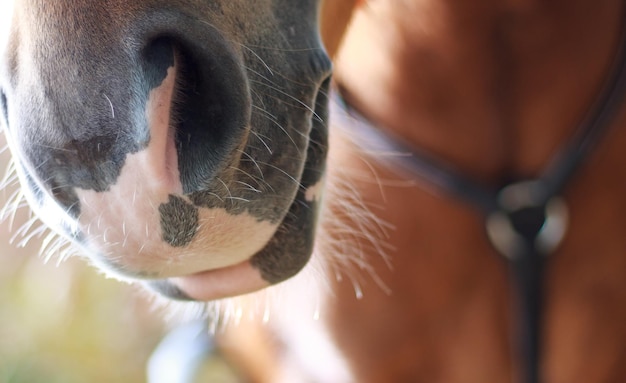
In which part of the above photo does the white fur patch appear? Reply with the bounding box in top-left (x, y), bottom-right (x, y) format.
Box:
top-left (75, 149), bottom-right (278, 278)
top-left (0, 3), bottom-right (14, 57)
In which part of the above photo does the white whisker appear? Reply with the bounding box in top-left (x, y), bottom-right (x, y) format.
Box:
top-left (252, 106), bottom-right (300, 153)
top-left (235, 150), bottom-right (266, 181)
top-left (248, 77), bottom-right (322, 122)
top-left (10, 215), bottom-right (40, 244)
top-left (255, 160), bottom-right (303, 189)
top-left (240, 44), bottom-right (274, 76)
top-left (248, 129), bottom-right (273, 154)
top-left (103, 93), bottom-right (115, 119)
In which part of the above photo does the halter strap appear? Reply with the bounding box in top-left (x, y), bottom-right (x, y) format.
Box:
top-left (331, 8), bottom-right (626, 382)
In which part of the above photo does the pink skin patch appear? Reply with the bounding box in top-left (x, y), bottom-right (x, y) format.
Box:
top-left (172, 260), bottom-right (270, 301)
top-left (71, 61), bottom-right (277, 300)
top-left (305, 177), bottom-right (325, 202)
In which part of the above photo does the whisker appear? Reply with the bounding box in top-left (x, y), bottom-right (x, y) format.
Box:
top-left (15, 221), bottom-right (48, 249)
top-left (10, 215), bottom-right (40, 245)
top-left (242, 44), bottom-right (323, 53)
top-left (223, 196), bottom-right (251, 203)
top-left (252, 107), bottom-right (300, 153)
top-left (248, 130), bottom-right (273, 154)
top-left (254, 160), bottom-right (303, 189)
top-left (248, 77), bottom-right (322, 122)
top-left (215, 177), bottom-right (234, 205)
top-left (237, 150), bottom-right (265, 181)
top-left (103, 93), bottom-right (115, 119)
top-left (240, 44), bottom-right (274, 76)
top-left (0, 158), bottom-right (18, 190)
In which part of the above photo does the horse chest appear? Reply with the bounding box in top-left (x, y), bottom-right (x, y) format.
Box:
top-left (318, 109), bottom-right (626, 382)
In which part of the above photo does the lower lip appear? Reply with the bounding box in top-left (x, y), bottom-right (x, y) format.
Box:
top-left (170, 259), bottom-right (270, 301)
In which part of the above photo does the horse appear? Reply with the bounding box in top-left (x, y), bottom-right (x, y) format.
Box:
top-left (3, 0), bottom-right (626, 383)
top-left (0, 0), bottom-right (331, 302)
top-left (217, 1), bottom-right (626, 382)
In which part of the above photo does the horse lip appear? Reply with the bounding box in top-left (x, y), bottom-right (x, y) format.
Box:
top-left (150, 260), bottom-right (270, 301)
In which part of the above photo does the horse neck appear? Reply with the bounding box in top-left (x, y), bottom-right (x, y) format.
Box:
top-left (323, 2), bottom-right (626, 381)
top-left (334, 0), bottom-right (625, 183)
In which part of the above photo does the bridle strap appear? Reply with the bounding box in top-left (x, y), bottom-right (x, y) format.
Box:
top-left (333, 18), bottom-right (626, 213)
top-left (540, 22), bottom-right (626, 200)
top-left (331, 6), bottom-right (626, 382)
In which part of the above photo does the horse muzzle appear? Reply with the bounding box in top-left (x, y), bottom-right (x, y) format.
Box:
top-left (0, 3), bottom-right (331, 301)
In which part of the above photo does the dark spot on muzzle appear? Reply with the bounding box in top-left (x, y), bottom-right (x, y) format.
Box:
top-left (159, 195), bottom-right (199, 247)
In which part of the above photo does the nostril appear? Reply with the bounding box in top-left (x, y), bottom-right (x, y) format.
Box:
top-left (141, 38), bottom-right (176, 91)
top-left (142, 36), bottom-right (249, 195)
top-left (170, 42), bottom-right (231, 156)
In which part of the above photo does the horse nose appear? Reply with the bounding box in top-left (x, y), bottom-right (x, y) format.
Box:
top-left (138, 29), bottom-right (251, 195)
top-left (5, 10), bottom-right (251, 215)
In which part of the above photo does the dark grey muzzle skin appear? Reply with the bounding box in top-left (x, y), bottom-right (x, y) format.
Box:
top-left (0, 0), bottom-right (331, 299)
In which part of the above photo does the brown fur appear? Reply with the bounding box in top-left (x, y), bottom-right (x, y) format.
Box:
top-left (331, 1), bottom-right (626, 381)
top-left (223, 0), bottom-right (626, 382)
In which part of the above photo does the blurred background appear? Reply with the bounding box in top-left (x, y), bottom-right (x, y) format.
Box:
top-left (0, 134), bottom-right (167, 383)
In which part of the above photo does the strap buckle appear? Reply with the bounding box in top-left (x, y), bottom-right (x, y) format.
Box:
top-left (486, 180), bottom-right (569, 260)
